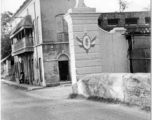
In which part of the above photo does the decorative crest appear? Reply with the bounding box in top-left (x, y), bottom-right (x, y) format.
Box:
top-left (74, 31), bottom-right (98, 53)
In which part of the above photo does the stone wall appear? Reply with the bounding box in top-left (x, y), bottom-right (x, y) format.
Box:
top-left (72, 73), bottom-right (150, 107)
top-left (43, 43), bottom-right (70, 85)
top-left (98, 11), bottom-right (150, 31)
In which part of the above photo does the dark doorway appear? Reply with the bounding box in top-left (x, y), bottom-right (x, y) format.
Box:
top-left (58, 61), bottom-right (69, 81)
top-left (127, 34), bottom-right (150, 73)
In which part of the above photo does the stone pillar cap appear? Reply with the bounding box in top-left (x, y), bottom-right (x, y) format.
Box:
top-left (68, 0), bottom-right (96, 13)
top-left (110, 27), bottom-right (126, 33)
top-left (75, 0), bottom-right (86, 8)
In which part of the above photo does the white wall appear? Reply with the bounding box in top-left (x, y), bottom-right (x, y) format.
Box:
top-left (99, 27), bottom-right (129, 73)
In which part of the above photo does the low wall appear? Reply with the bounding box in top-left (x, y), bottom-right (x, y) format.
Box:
top-left (72, 73), bottom-right (150, 107)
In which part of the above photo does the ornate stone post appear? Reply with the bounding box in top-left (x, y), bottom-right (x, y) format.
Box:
top-left (64, 0), bottom-right (101, 84)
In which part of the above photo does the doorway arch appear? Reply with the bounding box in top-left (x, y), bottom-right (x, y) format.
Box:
top-left (57, 54), bottom-right (70, 81)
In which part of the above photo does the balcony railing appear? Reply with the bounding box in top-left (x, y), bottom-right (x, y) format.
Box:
top-left (12, 37), bottom-right (34, 56)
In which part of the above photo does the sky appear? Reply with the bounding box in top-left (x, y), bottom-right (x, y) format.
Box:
top-left (1, 0), bottom-right (150, 14)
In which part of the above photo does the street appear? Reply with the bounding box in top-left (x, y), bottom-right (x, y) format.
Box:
top-left (1, 83), bottom-right (150, 120)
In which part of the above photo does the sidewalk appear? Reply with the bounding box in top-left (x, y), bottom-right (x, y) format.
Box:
top-left (28, 84), bottom-right (72, 99)
top-left (1, 79), bottom-right (45, 91)
top-left (1, 78), bottom-right (72, 99)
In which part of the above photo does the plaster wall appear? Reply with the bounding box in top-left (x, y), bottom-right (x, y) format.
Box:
top-left (43, 43), bottom-right (70, 85)
top-left (11, 0), bottom-right (45, 86)
top-left (40, 0), bottom-right (75, 42)
top-left (98, 28), bottom-right (129, 73)
top-left (1, 60), bottom-right (12, 76)
top-left (39, 0), bottom-right (75, 85)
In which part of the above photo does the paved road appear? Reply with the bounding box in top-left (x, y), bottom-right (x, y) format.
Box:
top-left (1, 83), bottom-right (150, 120)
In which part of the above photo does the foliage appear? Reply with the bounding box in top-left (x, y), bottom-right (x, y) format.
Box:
top-left (1, 35), bottom-right (12, 59)
top-left (1, 11), bottom-right (13, 59)
top-left (119, 0), bottom-right (129, 12)
top-left (143, 5), bottom-right (151, 11)
top-left (1, 11), bottom-right (13, 35)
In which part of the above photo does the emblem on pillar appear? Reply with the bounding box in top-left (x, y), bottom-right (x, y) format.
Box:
top-left (75, 30), bottom-right (97, 53)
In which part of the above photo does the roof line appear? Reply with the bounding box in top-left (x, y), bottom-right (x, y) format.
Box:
top-left (100, 11), bottom-right (150, 14)
top-left (10, 0), bottom-right (32, 23)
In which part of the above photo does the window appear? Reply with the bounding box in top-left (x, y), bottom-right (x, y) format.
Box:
top-left (56, 14), bottom-right (64, 33)
top-left (98, 19), bottom-right (102, 27)
top-left (31, 59), bottom-right (34, 81)
top-left (21, 30), bottom-right (25, 38)
top-left (33, 20), bottom-right (35, 43)
top-left (39, 58), bottom-right (42, 82)
top-left (125, 18), bottom-right (138, 25)
top-left (11, 39), bottom-right (13, 45)
top-left (36, 17), bottom-right (39, 44)
top-left (145, 17), bottom-right (150, 25)
top-left (108, 19), bottom-right (119, 25)
top-left (11, 60), bottom-right (14, 65)
top-left (27, 9), bottom-right (29, 15)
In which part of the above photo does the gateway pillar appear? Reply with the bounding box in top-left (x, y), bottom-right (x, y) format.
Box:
top-left (64, 0), bottom-right (101, 84)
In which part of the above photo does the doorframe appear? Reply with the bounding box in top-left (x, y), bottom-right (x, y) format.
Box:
top-left (57, 53), bottom-right (70, 81)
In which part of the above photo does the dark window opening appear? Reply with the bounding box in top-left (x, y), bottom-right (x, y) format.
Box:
top-left (20, 62), bottom-right (24, 72)
top-left (18, 33), bottom-right (21, 40)
top-left (11, 39), bottom-right (13, 44)
top-left (98, 19), bottom-right (102, 27)
top-left (39, 58), bottom-right (42, 82)
top-left (11, 60), bottom-right (14, 65)
top-left (125, 18), bottom-right (138, 25)
top-left (21, 29), bottom-right (25, 38)
top-left (32, 59), bottom-right (34, 81)
top-left (25, 28), bottom-right (33, 38)
top-left (145, 17), bottom-right (150, 25)
top-left (108, 19), bottom-right (119, 25)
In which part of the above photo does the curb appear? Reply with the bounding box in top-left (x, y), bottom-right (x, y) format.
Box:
top-left (1, 79), bottom-right (45, 91)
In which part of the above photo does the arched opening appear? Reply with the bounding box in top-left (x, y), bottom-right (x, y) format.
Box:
top-left (58, 54), bottom-right (70, 81)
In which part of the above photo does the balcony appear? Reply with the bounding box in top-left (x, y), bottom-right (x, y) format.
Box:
top-left (12, 37), bottom-right (34, 56)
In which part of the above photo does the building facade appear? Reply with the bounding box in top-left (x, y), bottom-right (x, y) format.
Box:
top-left (10, 0), bottom-right (75, 86)
top-left (98, 11), bottom-right (150, 31)
top-left (98, 11), bottom-right (151, 73)
top-left (1, 55), bottom-right (14, 78)
top-left (10, 0), bottom-right (150, 86)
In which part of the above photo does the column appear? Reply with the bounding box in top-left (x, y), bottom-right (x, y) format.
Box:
top-left (64, 0), bottom-right (102, 84)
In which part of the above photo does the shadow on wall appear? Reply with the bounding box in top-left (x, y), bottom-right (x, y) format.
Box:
top-left (72, 73), bottom-right (150, 107)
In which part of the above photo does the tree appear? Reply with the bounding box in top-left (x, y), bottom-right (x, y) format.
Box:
top-left (119, 0), bottom-right (129, 12)
top-left (143, 5), bottom-right (151, 11)
top-left (1, 11), bottom-right (13, 59)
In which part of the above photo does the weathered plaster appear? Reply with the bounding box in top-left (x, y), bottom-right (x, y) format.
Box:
top-left (72, 73), bottom-right (150, 107)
